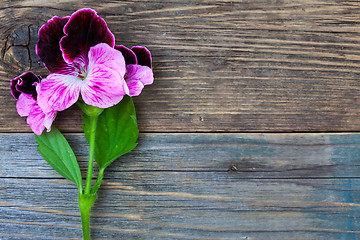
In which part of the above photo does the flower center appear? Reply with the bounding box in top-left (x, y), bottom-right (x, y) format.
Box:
top-left (74, 62), bottom-right (88, 80)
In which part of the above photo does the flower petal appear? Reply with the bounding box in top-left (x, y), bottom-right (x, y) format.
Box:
top-left (37, 74), bottom-right (81, 113)
top-left (125, 65), bottom-right (153, 96)
top-left (115, 45), bottom-right (137, 65)
top-left (131, 46), bottom-right (152, 68)
top-left (11, 71), bottom-right (40, 99)
top-left (36, 16), bottom-right (71, 73)
top-left (126, 79), bottom-right (144, 97)
top-left (126, 64), bottom-right (154, 85)
top-left (27, 105), bottom-right (55, 135)
top-left (60, 8), bottom-right (115, 64)
top-left (43, 110), bottom-right (57, 131)
top-left (16, 93), bottom-right (37, 117)
top-left (81, 64), bottom-right (128, 108)
top-left (27, 105), bottom-right (46, 135)
top-left (88, 43), bottom-right (126, 77)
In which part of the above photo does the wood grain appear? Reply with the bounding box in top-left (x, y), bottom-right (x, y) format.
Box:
top-left (0, 1), bottom-right (359, 239)
top-left (0, 0), bottom-right (359, 132)
top-left (1, 133), bottom-right (359, 239)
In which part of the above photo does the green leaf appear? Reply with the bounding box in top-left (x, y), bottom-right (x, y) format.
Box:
top-left (82, 95), bottom-right (139, 170)
top-left (35, 127), bottom-right (82, 190)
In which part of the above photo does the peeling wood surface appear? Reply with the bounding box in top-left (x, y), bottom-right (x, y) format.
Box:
top-left (0, 0), bottom-right (359, 132)
top-left (1, 133), bottom-right (360, 239)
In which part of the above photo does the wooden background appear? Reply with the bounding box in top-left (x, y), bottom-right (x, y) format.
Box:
top-left (0, 0), bottom-right (359, 239)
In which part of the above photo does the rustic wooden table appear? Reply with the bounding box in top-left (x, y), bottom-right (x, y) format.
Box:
top-left (0, 1), bottom-right (359, 239)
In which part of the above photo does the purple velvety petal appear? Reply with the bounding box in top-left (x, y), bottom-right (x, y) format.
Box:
top-left (131, 46), bottom-right (152, 68)
top-left (115, 45), bottom-right (137, 65)
top-left (37, 73), bottom-right (81, 113)
top-left (16, 93), bottom-right (37, 117)
top-left (11, 72), bottom-right (41, 99)
top-left (88, 43), bottom-right (126, 77)
top-left (37, 16), bottom-right (71, 73)
top-left (81, 64), bottom-right (128, 108)
top-left (27, 105), bottom-right (56, 135)
top-left (60, 8), bottom-right (115, 64)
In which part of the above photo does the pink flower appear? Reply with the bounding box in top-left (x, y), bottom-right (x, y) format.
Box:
top-left (115, 45), bottom-right (154, 96)
top-left (11, 72), bottom-right (56, 135)
top-left (36, 9), bottom-right (127, 113)
top-left (10, 8), bottom-right (154, 134)
top-left (35, 8), bottom-right (153, 113)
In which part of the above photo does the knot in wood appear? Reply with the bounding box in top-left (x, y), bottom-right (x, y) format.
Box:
top-left (2, 25), bottom-right (43, 73)
top-left (228, 164), bottom-right (238, 172)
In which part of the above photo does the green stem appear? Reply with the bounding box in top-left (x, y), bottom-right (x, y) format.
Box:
top-left (78, 103), bottom-right (103, 239)
top-left (79, 193), bottom-right (96, 240)
top-left (90, 167), bottom-right (105, 194)
top-left (85, 116), bottom-right (97, 195)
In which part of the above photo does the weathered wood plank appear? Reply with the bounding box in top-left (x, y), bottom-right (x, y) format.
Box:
top-left (1, 133), bottom-right (359, 179)
top-left (1, 177), bottom-right (359, 240)
top-left (0, 133), bottom-right (359, 239)
top-left (0, 1), bottom-right (359, 132)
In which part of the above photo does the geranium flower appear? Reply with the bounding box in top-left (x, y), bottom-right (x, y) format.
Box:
top-left (10, 72), bottom-right (56, 135)
top-left (9, 8), bottom-right (156, 239)
top-left (35, 8), bottom-right (153, 114)
top-left (11, 8), bottom-right (153, 135)
top-left (115, 45), bottom-right (153, 96)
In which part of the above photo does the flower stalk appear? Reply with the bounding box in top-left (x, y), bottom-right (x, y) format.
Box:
top-left (78, 104), bottom-right (103, 239)
top-left (79, 192), bottom-right (97, 240)
top-left (85, 115), bottom-right (97, 195)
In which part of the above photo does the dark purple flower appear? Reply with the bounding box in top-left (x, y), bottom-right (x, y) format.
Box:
top-left (11, 71), bottom-right (40, 99)
top-left (36, 16), bottom-right (70, 73)
top-left (131, 46), bottom-right (152, 69)
top-left (115, 45), bottom-right (137, 65)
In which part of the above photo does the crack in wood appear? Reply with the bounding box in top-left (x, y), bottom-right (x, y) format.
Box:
top-left (1, 25), bottom-right (41, 73)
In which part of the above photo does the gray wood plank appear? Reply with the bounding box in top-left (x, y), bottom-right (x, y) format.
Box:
top-left (1, 133), bottom-right (359, 178)
top-left (1, 177), bottom-right (359, 240)
top-left (0, 1), bottom-right (360, 132)
top-left (0, 133), bottom-right (359, 239)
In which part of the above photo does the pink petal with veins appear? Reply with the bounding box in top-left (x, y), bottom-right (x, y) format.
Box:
top-left (125, 65), bottom-right (153, 96)
top-left (26, 104), bottom-right (56, 135)
top-left (16, 93), bottom-right (37, 117)
top-left (81, 64), bottom-right (128, 108)
top-left (126, 79), bottom-right (144, 97)
top-left (126, 64), bottom-right (154, 85)
top-left (37, 74), bottom-right (81, 113)
top-left (88, 43), bottom-right (126, 77)
top-left (43, 110), bottom-right (57, 130)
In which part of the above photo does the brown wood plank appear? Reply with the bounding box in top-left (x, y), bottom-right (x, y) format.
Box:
top-left (0, 133), bottom-right (359, 239)
top-left (0, 1), bottom-right (359, 132)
